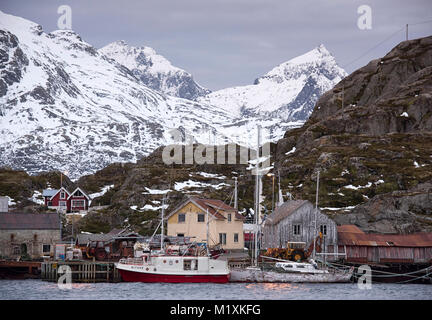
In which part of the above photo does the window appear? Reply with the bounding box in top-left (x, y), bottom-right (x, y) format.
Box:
top-left (228, 213), bottom-right (232, 222)
top-left (72, 200), bottom-right (85, 208)
top-left (177, 233), bottom-right (184, 237)
top-left (183, 260), bottom-right (191, 270)
top-left (197, 213), bottom-right (205, 222)
top-left (47, 201), bottom-right (52, 206)
top-left (234, 233), bottom-right (239, 243)
top-left (43, 244), bottom-right (51, 253)
top-left (59, 201), bottom-right (67, 208)
top-left (178, 214), bottom-right (185, 223)
top-left (320, 225), bottom-right (327, 236)
top-left (60, 191), bottom-right (65, 199)
top-left (293, 224), bottom-right (301, 235)
top-left (13, 246), bottom-right (20, 255)
top-left (219, 233), bottom-right (227, 245)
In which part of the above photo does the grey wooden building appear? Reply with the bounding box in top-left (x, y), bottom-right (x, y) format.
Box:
top-left (0, 213), bottom-right (61, 259)
top-left (262, 200), bottom-right (338, 258)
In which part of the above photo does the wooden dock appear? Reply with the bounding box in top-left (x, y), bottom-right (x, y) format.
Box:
top-left (41, 261), bottom-right (121, 283)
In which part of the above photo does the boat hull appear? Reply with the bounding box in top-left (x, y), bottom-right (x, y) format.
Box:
top-left (229, 268), bottom-right (353, 283)
top-left (118, 269), bottom-right (230, 283)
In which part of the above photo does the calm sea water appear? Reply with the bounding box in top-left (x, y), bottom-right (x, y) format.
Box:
top-left (0, 280), bottom-right (431, 300)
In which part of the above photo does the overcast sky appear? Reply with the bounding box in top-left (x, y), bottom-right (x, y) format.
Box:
top-left (1, 0), bottom-right (431, 90)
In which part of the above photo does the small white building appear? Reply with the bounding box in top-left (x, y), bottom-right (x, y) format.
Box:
top-left (0, 197), bottom-right (8, 213)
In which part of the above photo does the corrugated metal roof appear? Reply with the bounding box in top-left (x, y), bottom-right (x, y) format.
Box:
top-left (42, 189), bottom-right (59, 197)
top-left (264, 200), bottom-right (308, 226)
top-left (0, 213), bottom-right (60, 230)
top-left (338, 225), bottom-right (432, 247)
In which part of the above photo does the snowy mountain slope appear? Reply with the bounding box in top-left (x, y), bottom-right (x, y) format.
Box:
top-left (0, 11), bottom-right (346, 179)
top-left (99, 41), bottom-right (210, 100)
top-left (198, 45), bottom-right (347, 121)
top-left (0, 11), bottom-right (235, 178)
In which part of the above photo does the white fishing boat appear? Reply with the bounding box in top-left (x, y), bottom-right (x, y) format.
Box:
top-left (229, 264), bottom-right (354, 283)
top-left (115, 195), bottom-right (230, 283)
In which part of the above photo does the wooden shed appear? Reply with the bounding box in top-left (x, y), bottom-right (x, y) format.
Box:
top-left (262, 200), bottom-right (338, 258)
top-left (335, 225), bottom-right (432, 264)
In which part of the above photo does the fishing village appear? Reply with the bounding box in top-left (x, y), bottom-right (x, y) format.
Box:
top-left (1, 0), bottom-right (432, 304)
top-left (1, 159), bottom-right (431, 286)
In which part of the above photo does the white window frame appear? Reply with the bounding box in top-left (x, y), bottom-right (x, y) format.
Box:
top-left (72, 200), bottom-right (85, 208)
top-left (219, 233), bottom-right (227, 245)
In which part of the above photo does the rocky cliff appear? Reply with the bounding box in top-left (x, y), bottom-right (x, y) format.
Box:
top-left (274, 36), bottom-right (432, 233)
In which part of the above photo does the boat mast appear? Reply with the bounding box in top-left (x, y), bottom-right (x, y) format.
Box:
top-left (313, 170), bottom-right (320, 260)
top-left (253, 125), bottom-right (261, 267)
top-left (234, 177), bottom-right (238, 210)
top-left (161, 195), bottom-right (165, 252)
top-left (206, 208), bottom-right (210, 256)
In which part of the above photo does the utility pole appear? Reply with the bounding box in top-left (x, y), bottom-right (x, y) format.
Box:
top-left (406, 24), bottom-right (408, 41)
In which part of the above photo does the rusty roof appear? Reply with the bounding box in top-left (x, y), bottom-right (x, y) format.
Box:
top-left (191, 198), bottom-right (245, 221)
top-left (265, 200), bottom-right (308, 226)
top-left (337, 225), bottom-right (432, 247)
top-left (0, 213), bottom-right (60, 230)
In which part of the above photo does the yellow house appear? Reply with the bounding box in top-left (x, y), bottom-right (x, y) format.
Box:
top-left (166, 197), bottom-right (245, 250)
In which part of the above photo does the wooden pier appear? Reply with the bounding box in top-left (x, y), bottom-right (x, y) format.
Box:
top-left (41, 261), bottom-right (121, 283)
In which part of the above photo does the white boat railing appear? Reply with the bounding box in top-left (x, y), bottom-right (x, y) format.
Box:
top-left (119, 257), bottom-right (146, 265)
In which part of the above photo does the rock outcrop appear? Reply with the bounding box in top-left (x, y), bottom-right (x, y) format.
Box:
top-left (274, 36), bottom-right (432, 232)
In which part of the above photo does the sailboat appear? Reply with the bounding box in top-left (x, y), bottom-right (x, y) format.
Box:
top-left (229, 126), bottom-right (354, 283)
top-left (115, 195), bottom-right (230, 283)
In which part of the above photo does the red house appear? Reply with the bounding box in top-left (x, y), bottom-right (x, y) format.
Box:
top-left (43, 187), bottom-right (90, 213)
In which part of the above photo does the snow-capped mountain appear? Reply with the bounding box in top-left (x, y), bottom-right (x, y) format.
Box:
top-left (0, 11), bottom-right (346, 179)
top-left (99, 41), bottom-right (210, 100)
top-left (198, 45), bottom-right (347, 121)
top-left (0, 11), bottom-right (234, 178)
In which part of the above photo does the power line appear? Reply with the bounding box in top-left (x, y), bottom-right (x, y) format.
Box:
top-left (343, 18), bottom-right (432, 70)
top-left (342, 26), bottom-right (404, 69)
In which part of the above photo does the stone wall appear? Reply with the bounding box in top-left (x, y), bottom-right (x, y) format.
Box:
top-left (0, 229), bottom-right (61, 259)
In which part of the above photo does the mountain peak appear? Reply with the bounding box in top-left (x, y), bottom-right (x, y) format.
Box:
top-left (99, 41), bottom-right (210, 100)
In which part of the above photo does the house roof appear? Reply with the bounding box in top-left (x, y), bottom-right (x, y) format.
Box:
top-left (337, 225), bottom-right (432, 247)
top-left (0, 213), bottom-right (60, 230)
top-left (167, 197), bottom-right (245, 221)
top-left (49, 187), bottom-right (71, 201)
top-left (42, 189), bottom-right (59, 197)
top-left (67, 187), bottom-right (90, 200)
top-left (264, 200), bottom-right (309, 226)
